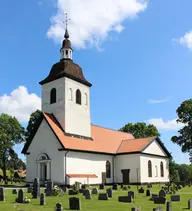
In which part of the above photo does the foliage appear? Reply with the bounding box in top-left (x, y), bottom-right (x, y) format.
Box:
top-left (169, 157), bottom-right (180, 183)
top-left (52, 185), bottom-right (64, 196)
top-left (0, 113), bottom-right (25, 180)
top-left (24, 196), bottom-right (31, 203)
top-left (189, 150), bottom-right (192, 164)
top-left (171, 99), bottom-right (192, 152)
top-left (175, 164), bottom-right (192, 183)
top-left (25, 109), bottom-right (41, 141)
top-left (72, 182), bottom-right (80, 194)
top-left (119, 122), bottom-right (160, 138)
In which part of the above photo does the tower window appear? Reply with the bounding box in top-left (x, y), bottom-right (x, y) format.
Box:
top-left (148, 160), bottom-right (152, 177)
top-left (50, 88), bottom-right (56, 104)
top-left (76, 89), bottom-right (81, 105)
top-left (66, 50), bottom-right (68, 57)
top-left (160, 161), bottom-right (164, 177)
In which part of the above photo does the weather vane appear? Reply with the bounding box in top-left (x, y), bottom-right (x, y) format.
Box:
top-left (64, 12), bottom-right (71, 30)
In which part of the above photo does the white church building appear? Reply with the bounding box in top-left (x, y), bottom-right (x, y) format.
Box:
top-left (22, 28), bottom-right (171, 186)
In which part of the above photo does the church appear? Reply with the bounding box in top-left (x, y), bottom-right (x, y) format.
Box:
top-left (22, 26), bottom-right (171, 186)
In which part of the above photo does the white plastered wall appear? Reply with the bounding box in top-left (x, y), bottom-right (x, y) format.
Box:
top-left (115, 154), bottom-right (141, 183)
top-left (26, 119), bottom-right (65, 184)
top-left (64, 77), bottom-right (91, 137)
top-left (143, 140), bottom-right (167, 156)
top-left (139, 154), bottom-right (169, 183)
top-left (66, 151), bottom-right (113, 185)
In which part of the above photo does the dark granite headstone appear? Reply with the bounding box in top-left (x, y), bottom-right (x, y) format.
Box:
top-left (146, 189), bottom-right (151, 197)
top-left (91, 188), bottom-right (98, 194)
top-left (159, 189), bottom-right (166, 197)
top-left (40, 193), bottom-right (46, 205)
top-left (12, 189), bottom-right (18, 194)
top-left (0, 187), bottom-right (5, 201)
top-left (46, 180), bottom-right (53, 196)
top-left (138, 187), bottom-right (144, 193)
top-left (16, 189), bottom-right (24, 203)
top-left (154, 197), bottom-right (166, 204)
top-left (106, 188), bottom-right (112, 198)
top-left (98, 193), bottom-right (108, 200)
top-left (150, 194), bottom-right (158, 201)
top-left (170, 195), bottom-right (180, 202)
top-left (147, 184), bottom-right (152, 188)
top-left (188, 199), bottom-right (192, 210)
top-left (55, 203), bottom-right (63, 211)
top-left (128, 191), bottom-right (135, 199)
top-left (112, 184), bottom-right (118, 190)
top-left (99, 184), bottom-right (104, 189)
top-left (118, 195), bottom-right (132, 203)
top-left (85, 190), bottom-right (91, 199)
top-left (166, 201), bottom-right (172, 211)
top-left (32, 177), bottom-right (40, 198)
top-left (69, 189), bottom-right (78, 195)
top-left (69, 197), bottom-right (81, 210)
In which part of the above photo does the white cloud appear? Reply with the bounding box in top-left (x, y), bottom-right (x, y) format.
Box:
top-left (0, 86), bottom-right (41, 123)
top-left (146, 118), bottom-right (184, 131)
top-left (176, 31), bottom-right (192, 50)
top-left (147, 97), bottom-right (172, 104)
top-left (47, 0), bottom-right (148, 49)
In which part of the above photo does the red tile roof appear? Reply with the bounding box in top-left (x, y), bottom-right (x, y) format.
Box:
top-left (67, 174), bottom-right (98, 178)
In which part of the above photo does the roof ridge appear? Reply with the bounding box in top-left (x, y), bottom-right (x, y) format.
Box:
top-left (121, 136), bottom-right (157, 142)
top-left (91, 123), bottom-right (133, 136)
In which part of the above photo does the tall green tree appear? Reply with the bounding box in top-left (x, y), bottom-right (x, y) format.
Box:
top-left (119, 122), bottom-right (160, 138)
top-left (25, 109), bottom-right (41, 141)
top-left (169, 157), bottom-right (180, 183)
top-left (171, 99), bottom-right (192, 152)
top-left (0, 114), bottom-right (25, 180)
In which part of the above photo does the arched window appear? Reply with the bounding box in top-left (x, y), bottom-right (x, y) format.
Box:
top-left (50, 88), bottom-right (56, 104)
top-left (84, 93), bottom-right (88, 105)
top-left (106, 161), bottom-right (111, 178)
top-left (76, 89), bottom-right (81, 105)
top-left (160, 161), bottom-right (164, 177)
top-left (148, 160), bottom-right (152, 177)
top-left (69, 88), bottom-right (73, 101)
top-left (37, 153), bottom-right (49, 161)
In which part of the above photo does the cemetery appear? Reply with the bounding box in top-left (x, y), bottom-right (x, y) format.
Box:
top-left (0, 179), bottom-right (192, 210)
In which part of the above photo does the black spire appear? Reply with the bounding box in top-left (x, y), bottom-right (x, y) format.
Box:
top-left (64, 28), bottom-right (69, 39)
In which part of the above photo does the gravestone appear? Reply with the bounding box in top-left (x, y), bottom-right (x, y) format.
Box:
top-left (128, 191), bottom-right (135, 199)
top-left (154, 197), bottom-right (166, 204)
top-left (0, 187), bottom-right (5, 201)
top-left (131, 208), bottom-right (140, 211)
top-left (170, 195), bottom-right (180, 202)
top-left (146, 189), bottom-right (151, 197)
top-left (112, 184), bottom-right (118, 190)
top-left (85, 190), bottom-right (91, 200)
top-left (153, 207), bottom-right (163, 211)
top-left (166, 201), bottom-right (172, 211)
top-left (159, 189), bottom-right (166, 197)
top-left (69, 189), bottom-right (77, 195)
top-left (82, 189), bottom-right (87, 196)
top-left (16, 189), bottom-right (24, 203)
top-left (55, 203), bottom-right (63, 211)
top-left (106, 188), bottom-right (112, 198)
top-left (40, 193), bottom-right (46, 205)
top-left (188, 199), bottom-right (192, 210)
top-left (69, 197), bottom-right (81, 210)
top-left (99, 184), bottom-right (104, 189)
top-left (118, 195), bottom-right (132, 203)
top-left (91, 188), bottom-right (98, 194)
top-left (27, 187), bottom-right (33, 193)
top-left (122, 186), bottom-right (128, 190)
top-left (12, 189), bottom-right (18, 194)
top-left (46, 180), bottom-right (53, 196)
top-left (81, 184), bottom-right (85, 190)
top-left (32, 177), bottom-right (40, 198)
top-left (98, 193), bottom-right (108, 200)
top-left (147, 184), bottom-right (152, 188)
top-left (79, 189), bottom-right (83, 193)
top-left (150, 194), bottom-right (158, 201)
top-left (138, 187), bottom-right (144, 193)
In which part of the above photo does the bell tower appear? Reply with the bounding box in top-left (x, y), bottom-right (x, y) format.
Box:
top-left (39, 13), bottom-right (92, 138)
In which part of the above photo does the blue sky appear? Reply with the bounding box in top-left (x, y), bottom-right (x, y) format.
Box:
top-left (0, 0), bottom-right (192, 163)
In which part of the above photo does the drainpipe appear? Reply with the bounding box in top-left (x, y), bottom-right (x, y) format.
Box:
top-left (64, 150), bottom-right (69, 186)
top-left (112, 155), bottom-right (116, 184)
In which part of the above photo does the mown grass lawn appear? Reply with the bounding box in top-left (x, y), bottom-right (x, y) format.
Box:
top-left (0, 185), bottom-right (192, 211)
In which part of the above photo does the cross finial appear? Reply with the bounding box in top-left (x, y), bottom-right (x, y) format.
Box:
top-left (64, 12), bottom-right (70, 39)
